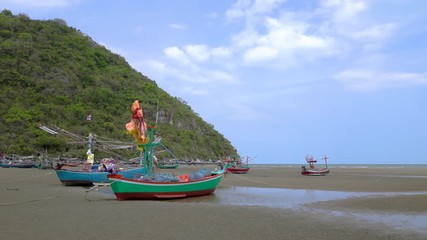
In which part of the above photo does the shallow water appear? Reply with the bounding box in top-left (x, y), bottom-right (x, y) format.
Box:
top-left (95, 185), bottom-right (427, 234)
top-left (172, 186), bottom-right (427, 234)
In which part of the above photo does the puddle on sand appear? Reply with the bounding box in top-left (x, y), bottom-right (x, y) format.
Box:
top-left (95, 185), bottom-right (427, 234)
top-left (172, 186), bottom-right (427, 235)
top-left (173, 186), bottom-right (371, 208)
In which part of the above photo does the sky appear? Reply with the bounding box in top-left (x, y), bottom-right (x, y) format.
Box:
top-left (1, 0), bottom-right (427, 164)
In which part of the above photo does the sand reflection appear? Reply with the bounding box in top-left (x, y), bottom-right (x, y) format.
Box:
top-left (171, 186), bottom-right (427, 234)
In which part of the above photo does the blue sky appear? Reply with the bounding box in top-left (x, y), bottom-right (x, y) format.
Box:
top-left (2, 0), bottom-right (427, 164)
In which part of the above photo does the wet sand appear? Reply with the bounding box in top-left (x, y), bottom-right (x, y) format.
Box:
top-left (1, 165), bottom-right (427, 240)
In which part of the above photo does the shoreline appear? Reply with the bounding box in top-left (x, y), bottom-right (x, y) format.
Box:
top-left (1, 166), bottom-right (427, 240)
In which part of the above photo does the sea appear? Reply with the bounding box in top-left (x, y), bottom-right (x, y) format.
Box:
top-left (250, 163), bottom-right (427, 169)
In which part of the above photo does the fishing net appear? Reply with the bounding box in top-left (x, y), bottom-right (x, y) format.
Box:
top-left (189, 168), bottom-right (212, 180)
top-left (138, 173), bottom-right (180, 182)
top-left (135, 168), bottom-right (213, 182)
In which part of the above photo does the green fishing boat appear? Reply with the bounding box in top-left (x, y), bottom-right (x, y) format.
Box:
top-left (108, 100), bottom-right (226, 200)
top-left (157, 163), bottom-right (179, 169)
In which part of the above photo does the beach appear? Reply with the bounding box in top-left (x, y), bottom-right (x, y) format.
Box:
top-left (1, 165), bottom-right (427, 240)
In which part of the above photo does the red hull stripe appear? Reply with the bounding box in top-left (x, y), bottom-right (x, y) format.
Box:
top-left (114, 189), bottom-right (216, 200)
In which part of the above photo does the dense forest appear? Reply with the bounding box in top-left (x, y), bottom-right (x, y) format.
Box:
top-left (0, 9), bottom-right (236, 161)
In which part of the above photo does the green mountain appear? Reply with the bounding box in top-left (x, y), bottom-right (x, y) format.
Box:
top-left (0, 9), bottom-right (235, 161)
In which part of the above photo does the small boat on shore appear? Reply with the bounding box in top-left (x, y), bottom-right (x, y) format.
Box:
top-left (108, 168), bottom-right (225, 200)
top-left (1, 162), bottom-right (35, 168)
top-left (155, 145), bottom-right (180, 169)
top-left (301, 155), bottom-right (330, 176)
top-left (225, 154), bottom-right (251, 174)
top-left (0, 154), bottom-right (36, 168)
top-left (157, 163), bottom-right (179, 169)
top-left (38, 126), bottom-right (146, 185)
top-left (107, 100), bottom-right (226, 200)
top-left (55, 162), bottom-right (145, 186)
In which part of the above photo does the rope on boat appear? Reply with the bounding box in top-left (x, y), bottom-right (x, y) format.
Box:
top-left (84, 180), bottom-right (117, 201)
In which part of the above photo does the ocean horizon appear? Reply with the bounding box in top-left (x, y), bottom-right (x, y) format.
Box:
top-left (250, 163), bottom-right (427, 169)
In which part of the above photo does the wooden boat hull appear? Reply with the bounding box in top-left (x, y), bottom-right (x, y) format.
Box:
top-left (301, 168), bottom-right (330, 176)
top-left (226, 167), bottom-right (250, 174)
top-left (157, 164), bottom-right (179, 169)
top-left (1, 163), bottom-right (35, 168)
top-left (55, 167), bottom-right (146, 186)
top-left (108, 173), bottom-right (224, 200)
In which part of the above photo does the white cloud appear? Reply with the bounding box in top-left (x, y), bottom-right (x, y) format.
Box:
top-left (184, 44), bottom-right (210, 63)
top-left (238, 15), bottom-right (335, 66)
top-left (211, 47), bottom-right (232, 58)
top-left (352, 23), bottom-right (397, 40)
top-left (351, 23), bottom-right (398, 51)
top-left (320, 0), bottom-right (367, 23)
top-left (140, 60), bottom-right (167, 73)
top-left (170, 23), bottom-right (186, 30)
top-left (231, 28), bottom-right (260, 48)
top-left (151, 0), bottom-right (416, 100)
top-left (2, 0), bottom-right (81, 8)
top-left (226, 0), bottom-right (286, 21)
top-left (209, 70), bottom-right (234, 83)
top-left (243, 46), bottom-right (278, 63)
top-left (225, 0), bottom-right (252, 20)
top-left (164, 47), bottom-right (190, 64)
top-left (335, 69), bottom-right (427, 91)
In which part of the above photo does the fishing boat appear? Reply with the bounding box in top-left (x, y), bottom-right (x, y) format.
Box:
top-left (301, 155), bottom-right (330, 176)
top-left (39, 126), bottom-right (146, 186)
top-left (225, 153), bottom-right (251, 174)
top-left (55, 162), bottom-right (145, 186)
top-left (108, 167), bottom-right (225, 200)
top-left (226, 167), bottom-right (249, 174)
top-left (1, 161), bottom-right (35, 168)
top-left (0, 154), bottom-right (36, 168)
top-left (107, 100), bottom-right (227, 200)
top-left (155, 145), bottom-right (180, 169)
top-left (157, 163), bottom-right (179, 169)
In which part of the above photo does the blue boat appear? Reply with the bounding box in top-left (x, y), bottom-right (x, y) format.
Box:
top-left (55, 165), bottom-right (146, 186)
top-left (1, 162), bottom-right (35, 168)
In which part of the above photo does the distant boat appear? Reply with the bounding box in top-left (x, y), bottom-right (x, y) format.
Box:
top-left (155, 144), bottom-right (180, 169)
top-left (226, 166), bottom-right (250, 174)
top-left (225, 154), bottom-right (251, 174)
top-left (301, 155), bottom-right (330, 176)
top-left (1, 154), bottom-right (36, 168)
top-left (157, 163), bottom-right (179, 169)
top-left (1, 162), bottom-right (35, 168)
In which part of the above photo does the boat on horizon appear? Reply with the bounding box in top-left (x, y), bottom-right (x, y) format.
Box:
top-left (301, 155), bottom-right (330, 176)
top-left (225, 153), bottom-right (252, 174)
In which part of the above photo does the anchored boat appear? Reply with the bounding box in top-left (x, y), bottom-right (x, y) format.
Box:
top-left (301, 155), bottom-right (330, 176)
top-left (107, 100), bottom-right (226, 200)
top-left (225, 153), bottom-right (252, 174)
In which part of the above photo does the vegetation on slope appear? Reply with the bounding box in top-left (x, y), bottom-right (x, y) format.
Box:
top-left (0, 9), bottom-right (235, 161)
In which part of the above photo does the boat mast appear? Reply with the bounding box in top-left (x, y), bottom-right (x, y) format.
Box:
top-left (323, 155), bottom-right (329, 168)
